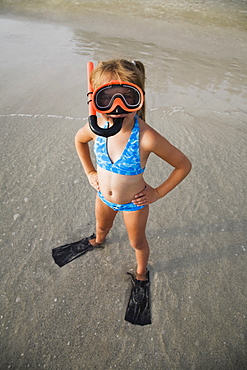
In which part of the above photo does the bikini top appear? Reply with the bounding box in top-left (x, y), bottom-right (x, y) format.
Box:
top-left (94, 116), bottom-right (145, 176)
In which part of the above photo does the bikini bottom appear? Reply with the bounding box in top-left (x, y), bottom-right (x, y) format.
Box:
top-left (98, 191), bottom-right (146, 212)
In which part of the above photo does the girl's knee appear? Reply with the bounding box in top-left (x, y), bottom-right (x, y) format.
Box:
top-left (97, 223), bottom-right (113, 235)
top-left (129, 237), bottom-right (148, 251)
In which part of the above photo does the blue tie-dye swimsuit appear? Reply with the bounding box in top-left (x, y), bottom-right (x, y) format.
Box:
top-left (94, 116), bottom-right (146, 211)
top-left (94, 115), bottom-right (145, 176)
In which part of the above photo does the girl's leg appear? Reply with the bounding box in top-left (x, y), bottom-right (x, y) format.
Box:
top-left (91, 194), bottom-right (118, 245)
top-left (123, 206), bottom-right (149, 280)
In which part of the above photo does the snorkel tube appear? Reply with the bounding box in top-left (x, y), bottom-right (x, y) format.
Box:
top-left (87, 62), bottom-right (123, 137)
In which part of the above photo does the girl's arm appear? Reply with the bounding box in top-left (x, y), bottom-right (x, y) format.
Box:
top-left (75, 123), bottom-right (99, 191)
top-left (132, 126), bottom-right (192, 206)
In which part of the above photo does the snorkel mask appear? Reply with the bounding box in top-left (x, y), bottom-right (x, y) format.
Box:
top-left (87, 62), bottom-right (144, 137)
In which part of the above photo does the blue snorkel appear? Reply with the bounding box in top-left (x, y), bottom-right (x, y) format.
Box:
top-left (87, 62), bottom-right (123, 137)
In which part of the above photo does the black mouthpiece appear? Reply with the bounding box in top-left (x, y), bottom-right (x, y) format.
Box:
top-left (89, 115), bottom-right (123, 137)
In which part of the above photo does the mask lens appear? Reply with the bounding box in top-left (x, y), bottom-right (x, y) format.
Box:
top-left (94, 83), bottom-right (141, 111)
top-left (122, 86), bottom-right (140, 106)
top-left (96, 87), bottom-right (113, 108)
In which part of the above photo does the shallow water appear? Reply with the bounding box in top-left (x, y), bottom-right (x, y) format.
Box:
top-left (1, 0), bottom-right (247, 29)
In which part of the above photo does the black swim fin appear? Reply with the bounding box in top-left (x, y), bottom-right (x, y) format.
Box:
top-left (125, 271), bottom-right (151, 326)
top-left (52, 233), bottom-right (104, 267)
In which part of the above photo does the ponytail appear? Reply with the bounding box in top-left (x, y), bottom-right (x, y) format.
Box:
top-left (132, 60), bottom-right (145, 120)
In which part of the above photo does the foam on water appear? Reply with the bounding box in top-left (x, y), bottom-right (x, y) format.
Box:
top-left (0, 113), bottom-right (86, 121)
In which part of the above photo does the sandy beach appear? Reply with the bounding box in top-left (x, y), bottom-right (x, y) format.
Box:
top-left (1, 1), bottom-right (247, 369)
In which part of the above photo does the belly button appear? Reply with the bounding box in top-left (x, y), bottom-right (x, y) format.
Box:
top-left (109, 191), bottom-right (113, 196)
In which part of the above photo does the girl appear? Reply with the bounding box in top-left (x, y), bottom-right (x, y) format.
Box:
top-left (53, 59), bottom-right (191, 325)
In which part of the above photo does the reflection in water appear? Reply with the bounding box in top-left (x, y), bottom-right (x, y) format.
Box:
top-left (1, 0), bottom-right (246, 127)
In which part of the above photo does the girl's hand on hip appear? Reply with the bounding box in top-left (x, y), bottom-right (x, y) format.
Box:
top-left (132, 184), bottom-right (160, 206)
top-left (87, 170), bottom-right (100, 191)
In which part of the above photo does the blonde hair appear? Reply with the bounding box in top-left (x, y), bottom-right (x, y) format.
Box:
top-left (90, 59), bottom-right (146, 120)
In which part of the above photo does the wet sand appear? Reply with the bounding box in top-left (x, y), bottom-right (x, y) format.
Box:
top-left (0, 1), bottom-right (247, 369)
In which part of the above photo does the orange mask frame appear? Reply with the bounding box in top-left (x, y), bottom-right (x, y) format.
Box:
top-left (91, 80), bottom-right (144, 114)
